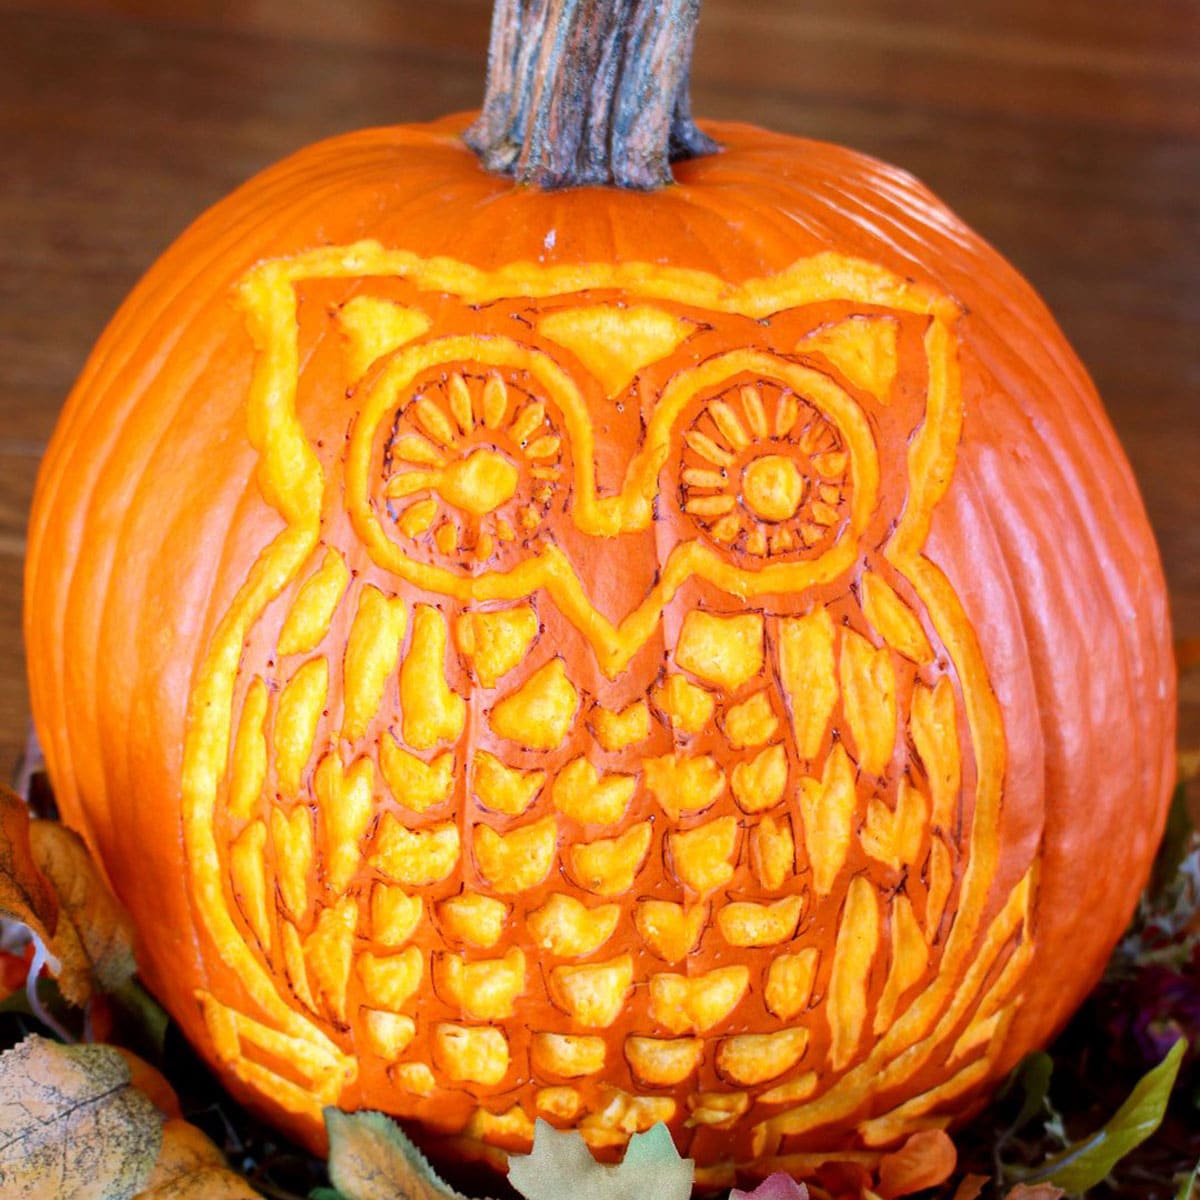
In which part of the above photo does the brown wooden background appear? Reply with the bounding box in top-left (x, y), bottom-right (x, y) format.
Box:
top-left (2, 0), bottom-right (1198, 778)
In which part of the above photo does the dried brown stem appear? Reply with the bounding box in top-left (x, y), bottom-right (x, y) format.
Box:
top-left (465, 0), bottom-right (718, 190)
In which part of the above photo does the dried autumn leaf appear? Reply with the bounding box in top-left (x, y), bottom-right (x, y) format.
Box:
top-left (876, 1129), bottom-right (958, 1199)
top-left (0, 946), bottom-right (32, 998)
top-left (29, 818), bottom-right (136, 1006)
top-left (0, 1034), bottom-right (162, 1200)
top-left (507, 1120), bottom-right (693, 1200)
top-left (326, 1107), bottom-right (477, 1200)
top-left (951, 1176), bottom-right (989, 1200)
top-left (134, 1118), bottom-right (261, 1199)
top-left (730, 1171), bottom-right (810, 1199)
top-left (0, 785), bottom-right (57, 946)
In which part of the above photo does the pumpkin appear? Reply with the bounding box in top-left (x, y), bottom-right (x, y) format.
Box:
top-left (23, 0), bottom-right (1175, 1188)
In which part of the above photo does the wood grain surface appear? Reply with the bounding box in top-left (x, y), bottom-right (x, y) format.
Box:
top-left (2, 0), bottom-right (1198, 777)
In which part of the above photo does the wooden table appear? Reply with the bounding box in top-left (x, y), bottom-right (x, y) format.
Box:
top-left (2, 0), bottom-right (1198, 776)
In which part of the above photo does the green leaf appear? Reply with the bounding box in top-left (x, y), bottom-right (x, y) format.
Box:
top-left (1016, 1038), bottom-right (1186, 1193)
top-left (1009, 1052), bottom-right (1055, 1135)
top-left (1177, 1162), bottom-right (1199, 1200)
top-left (0, 1033), bottom-right (163, 1199)
top-left (310, 1189), bottom-right (349, 1200)
top-left (324, 1108), bottom-right (477, 1200)
top-left (111, 977), bottom-right (171, 1060)
top-left (0, 971), bottom-right (61, 1023)
top-left (507, 1120), bottom-right (693, 1200)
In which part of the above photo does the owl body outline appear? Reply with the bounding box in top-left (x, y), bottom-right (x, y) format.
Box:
top-left (181, 241), bottom-right (1034, 1163)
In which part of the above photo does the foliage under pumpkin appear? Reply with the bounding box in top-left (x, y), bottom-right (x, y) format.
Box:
top-left (0, 771), bottom-right (1197, 1199)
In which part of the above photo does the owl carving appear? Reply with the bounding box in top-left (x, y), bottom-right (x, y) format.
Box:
top-left (164, 243), bottom-right (1032, 1177)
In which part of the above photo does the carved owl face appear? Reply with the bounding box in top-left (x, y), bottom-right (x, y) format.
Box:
top-left (183, 242), bottom-right (1032, 1176)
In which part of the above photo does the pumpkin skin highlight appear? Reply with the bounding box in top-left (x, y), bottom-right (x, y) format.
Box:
top-left (24, 116), bottom-right (1175, 1180)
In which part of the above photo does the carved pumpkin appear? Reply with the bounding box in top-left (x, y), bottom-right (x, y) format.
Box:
top-left (24, 2), bottom-right (1174, 1189)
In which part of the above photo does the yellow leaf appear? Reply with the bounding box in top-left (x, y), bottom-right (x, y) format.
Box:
top-left (29, 819), bottom-right (137, 1006)
top-left (326, 1107), bottom-right (464, 1200)
top-left (135, 1119), bottom-right (261, 1199)
top-left (0, 1034), bottom-right (162, 1200)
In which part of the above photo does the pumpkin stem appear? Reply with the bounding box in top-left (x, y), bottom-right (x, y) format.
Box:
top-left (465, 0), bottom-right (718, 190)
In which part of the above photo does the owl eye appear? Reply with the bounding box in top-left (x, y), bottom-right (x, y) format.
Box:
top-left (678, 381), bottom-right (851, 560)
top-left (379, 369), bottom-right (566, 564)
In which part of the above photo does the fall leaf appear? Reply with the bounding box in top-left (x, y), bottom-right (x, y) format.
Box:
top-left (951, 1176), bottom-right (989, 1200)
top-left (326, 1107), bottom-right (478, 1200)
top-left (134, 1118), bottom-right (261, 1199)
top-left (876, 1129), bottom-right (958, 1199)
top-left (0, 945), bottom-right (32, 999)
top-left (0, 1033), bottom-right (163, 1200)
top-left (0, 787), bottom-right (138, 1013)
top-left (507, 1120), bottom-right (693, 1200)
top-left (0, 786), bottom-right (57, 948)
top-left (29, 818), bottom-right (136, 1006)
top-left (730, 1171), bottom-right (810, 1199)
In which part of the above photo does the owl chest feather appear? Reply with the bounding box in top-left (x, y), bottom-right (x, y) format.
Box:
top-left (215, 544), bottom-right (964, 1133)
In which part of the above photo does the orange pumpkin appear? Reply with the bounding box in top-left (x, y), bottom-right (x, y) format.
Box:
top-left (23, 2), bottom-right (1174, 1189)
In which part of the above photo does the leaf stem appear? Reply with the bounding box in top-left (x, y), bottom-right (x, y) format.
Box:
top-left (25, 937), bottom-right (74, 1042)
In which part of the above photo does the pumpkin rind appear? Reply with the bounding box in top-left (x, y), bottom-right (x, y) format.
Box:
top-left (24, 117), bottom-right (1175, 1181)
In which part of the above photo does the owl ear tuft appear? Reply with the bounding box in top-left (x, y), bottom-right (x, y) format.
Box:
top-left (337, 296), bottom-right (433, 381)
top-left (796, 315), bottom-right (899, 403)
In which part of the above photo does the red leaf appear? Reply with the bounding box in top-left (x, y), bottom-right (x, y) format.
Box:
top-left (0, 947), bottom-right (32, 1000)
top-left (731, 1172), bottom-right (809, 1200)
